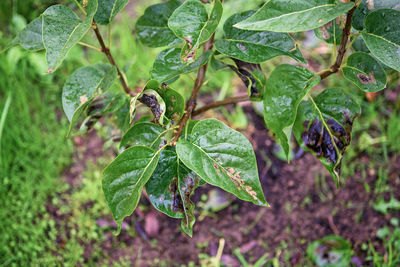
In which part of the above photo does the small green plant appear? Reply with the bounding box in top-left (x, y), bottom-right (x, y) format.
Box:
top-left (5, 0), bottom-right (400, 236)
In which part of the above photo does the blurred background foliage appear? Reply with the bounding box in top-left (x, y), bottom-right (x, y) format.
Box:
top-left (0, 0), bottom-right (399, 266)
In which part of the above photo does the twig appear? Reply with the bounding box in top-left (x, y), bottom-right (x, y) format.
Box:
top-left (319, 0), bottom-right (357, 80)
top-left (192, 95), bottom-right (250, 116)
top-left (78, 41), bottom-right (102, 52)
top-left (92, 21), bottom-right (133, 95)
top-left (172, 34), bottom-right (215, 143)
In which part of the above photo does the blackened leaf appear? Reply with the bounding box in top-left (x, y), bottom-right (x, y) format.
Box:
top-left (136, 0), bottom-right (182, 47)
top-left (168, 0), bottom-right (222, 59)
top-left (120, 122), bottom-right (166, 150)
top-left (62, 63), bottom-right (118, 121)
top-left (352, 0), bottom-right (400, 31)
top-left (103, 146), bottom-right (161, 233)
top-left (215, 11), bottom-right (305, 64)
top-left (293, 88), bottom-right (361, 186)
top-left (263, 64), bottom-right (320, 160)
top-left (9, 17), bottom-right (44, 51)
top-left (95, 0), bottom-right (129, 25)
top-left (145, 79), bottom-right (185, 122)
top-left (343, 52), bottom-right (387, 92)
top-left (176, 119), bottom-right (268, 207)
top-left (151, 47), bottom-right (212, 82)
top-left (314, 18), bottom-right (342, 45)
top-left (139, 89), bottom-right (167, 125)
top-left (234, 0), bottom-right (354, 32)
top-left (361, 9), bottom-right (400, 71)
top-left (42, 0), bottom-right (98, 72)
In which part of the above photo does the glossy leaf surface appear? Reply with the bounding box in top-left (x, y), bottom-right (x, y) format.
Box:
top-left (120, 122), bottom-right (166, 150)
top-left (215, 11), bottom-right (305, 64)
top-left (151, 47), bottom-right (212, 82)
top-left (314, 19), bottom-right (342, 45)
top-left (176, 119), bottom-right (268, 207)
top-left (263, 64), bottom-right (320, 159)
top-left (95, 0), bottom-right (129, 25)
top-left (343, 52), bottom-right (387, 92)
top-left (361, 9), bottom-right (400, 71)
top-left (293, 89), bottom-right (361, 185)
top-left (103, 146), bottom-right (160, 231)
top-left (136, 0), bottom-right (182, 47)
top-left (352, 0), bottom-right (400, 30)
top-left (10, 18), bottom-right (44, 51)
top-left (62, 63), bottom-right (117, 121)
top-left (234, 0), bottom-right (354, 32)
top-left (42, 0), bottom-right (97, 72)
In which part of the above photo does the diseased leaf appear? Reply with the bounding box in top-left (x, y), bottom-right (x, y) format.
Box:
top-left (139, 89), bottom-right (167, 125)
top-left (361, 9), bottom-right (400, 71)
top-left (293, 89), bottom-right (361, 186)
top-left (307, 235), bottom-right (353, 267)
top-left (176, 119), bottom-right (268, 207)
top-left (95, 0), bottom-right (129, 25)
top-left (352, 0), bottom-right (400, 31)
top-left (151, 47), bottom-right (212, 82)
top-left (314, 18), bottom-right (342, 45)
top-left (144, 80), bottom-right (185, 122)
top-left (136, 0), bottom-right (182, 47)
top-left (343, 52), bottom-right (387, 92)
top-left (42, 0), bottom-right (98, 72)
top-left (120, 122), bottom-right (166, 150)
top-left (62, 63), bottom-right (118, 121)
top-left (215, 11), bottom-right (305, 64)
top-left (263, 64), bottom-right (320, 159)
top-left (10, 17), bottom-right (44, 51)
top-left (145, 150), bottom-right (202, 236)
top-left (234, 0), bottom-right (354, 32)
top-left (168, 0), bottom-right (222, 59)
top-left (103, 146), bottom-right (161, 232)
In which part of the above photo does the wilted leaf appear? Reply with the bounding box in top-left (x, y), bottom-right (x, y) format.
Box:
top-left (293, 88), bottom-right (361, 185)
top-left (176, 119), bottom-right (268, 207)
top-left (343, 52), bottom-right (387, 92)
top-left (139, 89), bottom-right (167, 125)
top-left (307, 235), bottom-right (353, 267)
top-left (234, 0), bottom-right (354, 32)
top-left (215, 11), bottom-right (305, 64)
top-left (136, 0), bottom-right (182, 47)
top-left (263, 64), bottom-right (320, 160)
top-left (362, 9), bottom-right (400, 71)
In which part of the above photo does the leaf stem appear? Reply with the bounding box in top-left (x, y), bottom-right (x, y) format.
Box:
top-left (73, 0), bottom-right (87, 15)
top-left (192, 95), bottom-right (250, 116)
top-left (172, 34), bottom-right (215, 143)
top-left (108, 24), bottom-right (112, 49)
top-left (92, 21), bottom-right (133, 96)
top-left (78, 41), bottom-right (102, 52)
top-left (319, 0), bottom-right (357, 80)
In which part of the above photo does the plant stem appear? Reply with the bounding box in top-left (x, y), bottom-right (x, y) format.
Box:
top-left (319, 0), bottom-right (357, 80)
top-left (172, 34), bottom-right (215, 143)
top-left (78, 42), bottom-right (102, 52)
top-left (73, 0), bottom-right (87, 15)
top-left (92, 21), bottom-right (133, 95)
top-left (192, 95), bottom-right (250, 116)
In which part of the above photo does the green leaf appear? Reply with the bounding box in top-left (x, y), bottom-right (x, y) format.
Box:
top-left (215, 11), bottom-right (306, 64)
top-left (151, 47), bottom-right (212, 82)
top-left (168, 0), bottom-right (222, 58)
top-left (62, 63), bottom-right (118, 121)
top-left (42, 0), bottom-right (98, 72)
top-left (10, 17), bottom-right (44, 51)
top-left (263, 64), bottom-right (320, 159)
top-left (145, 150), bottom-right (202, 237)
top-left (234, 0), bottom-right (354, 32)
top-left (95, 0), bottom-right (129, 25)
top-left (361, 9), bottom-right (400, 71)
top-left (176, 119), bottom-right (268, 207)
top-left (343, 52), bottom-right (387, 92)
top-left (136, 0), bottom-right (182, 47)
top-left (314, 19), bottom-right (342, 45)
top-left (144, 80), bottom-right (185, 122)
top-left (293, 89), bottom-right (361, 186)
top-left (103, 146), bottom-right (161, 232)
top-left (307, 235), bottom-right (353, 267)
top-left (120, 122), bottom-right (167, 150)
top-left (352, 0), bottom-right (400, 31)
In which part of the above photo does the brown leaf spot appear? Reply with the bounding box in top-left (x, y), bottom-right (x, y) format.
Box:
top-left (366, 0), bottom-right (374, 10)
top-left (357, 72), bottom-right (376, 85)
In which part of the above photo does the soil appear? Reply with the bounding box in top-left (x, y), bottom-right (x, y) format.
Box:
top-left (50, 103), bottom-right (400, 267)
